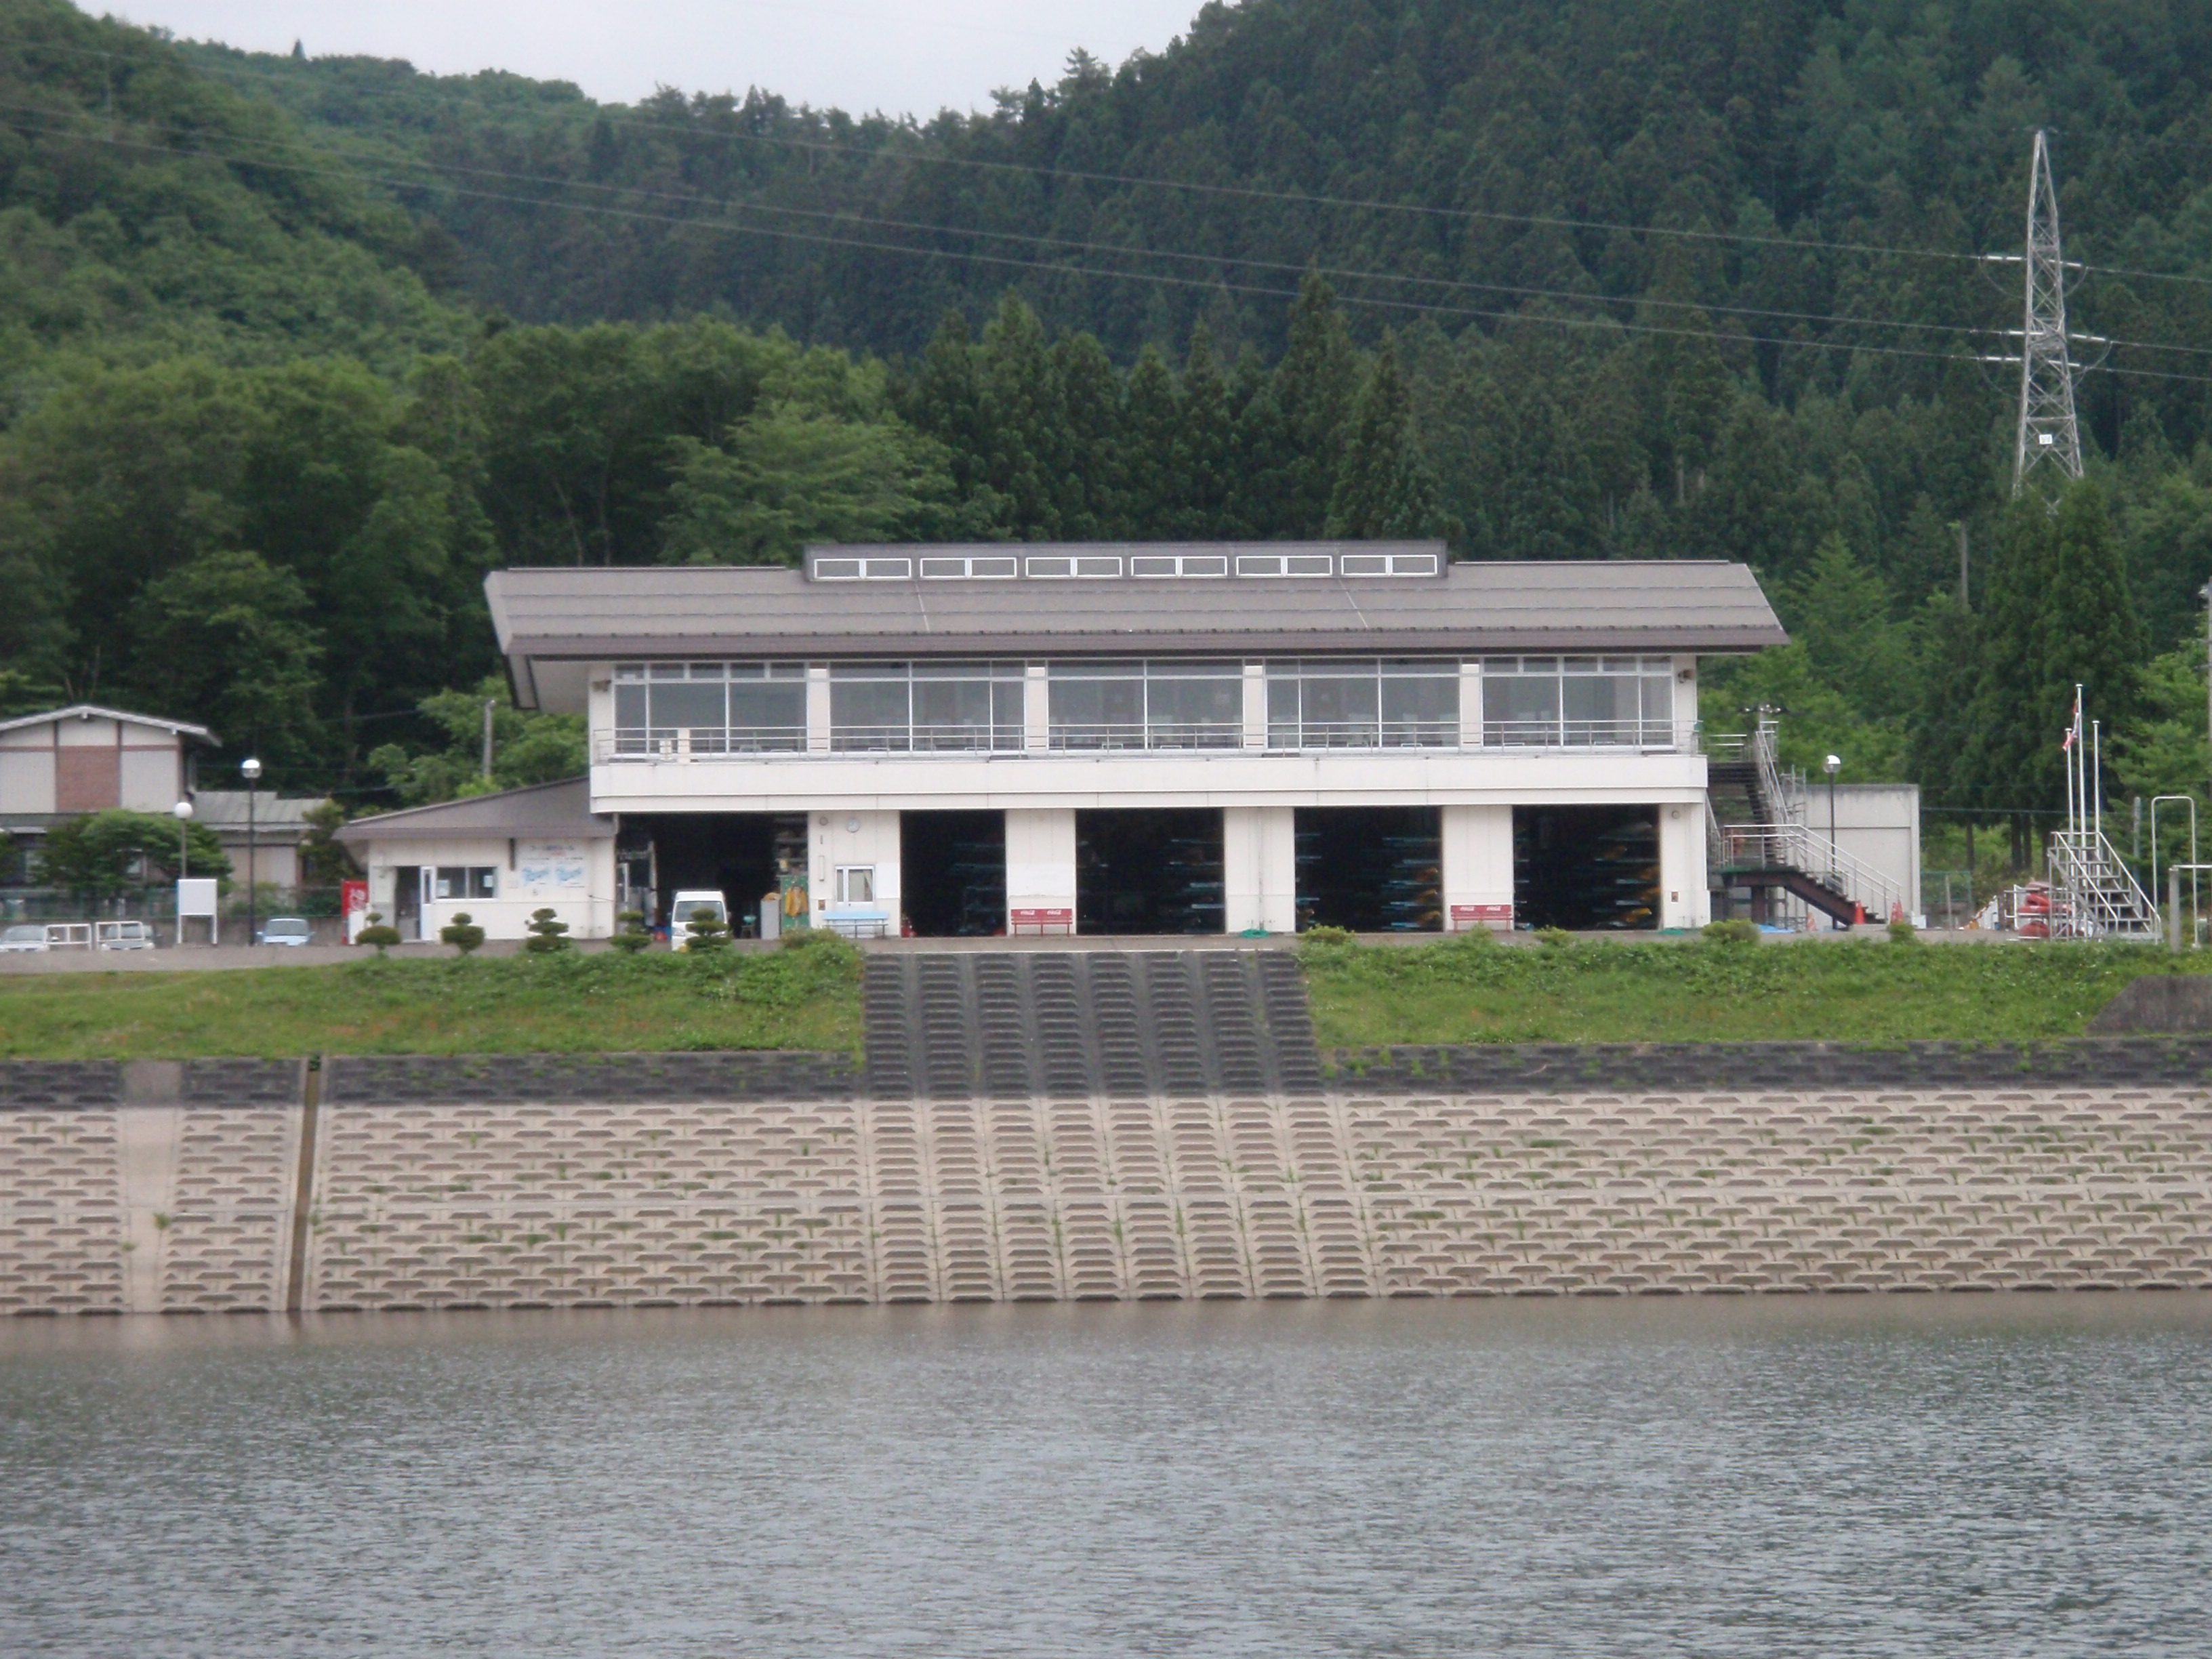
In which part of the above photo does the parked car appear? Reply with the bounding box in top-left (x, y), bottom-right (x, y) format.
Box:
top-left (0, 924), bottom-right (48, 953)
top-left (95, 920), bottom-right (158, 951)
top-left (258, 917), bottom-right (314, 947)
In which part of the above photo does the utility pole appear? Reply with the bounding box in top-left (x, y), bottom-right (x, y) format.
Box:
top-left (1957, 522), bottom-right (1969, 609)
top-left (482, 699), bottom-right (496, 782)
top-left (2011, 129), bottom-right (2085, 504)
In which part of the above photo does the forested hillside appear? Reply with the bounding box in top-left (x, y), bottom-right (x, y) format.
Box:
top-left (3, 0), bottom-right (2212, 865)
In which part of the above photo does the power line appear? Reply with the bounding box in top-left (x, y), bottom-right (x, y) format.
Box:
top-left (0, 22), bottom-right (2147, 278)
top-left (18, 20), bottom-right (2212, 327)
top-left (0, 96), bottom-right (2036, 352)
top-left (32, 102), bottom-right (2212, 388)
top-left (9, 52), bottom-right (2212, 383)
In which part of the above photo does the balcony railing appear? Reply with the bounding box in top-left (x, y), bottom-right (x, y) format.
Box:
top-left (595, 721), bottom-right (1701, 760)
top-left (604, 727), bottom-right (806, 758)
top-left (1267, 720), bottom-right (1460, 750)
top-left (1482, 718), bottom-right (1683, 749)
top-left (1048, 721), bottom-right (1245, 752)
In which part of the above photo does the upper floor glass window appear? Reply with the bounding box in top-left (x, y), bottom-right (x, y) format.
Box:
top-left (830, 661), bottom-right (1023, 752)
top-left (1266, 660), bottom-right (1458, 748)
top-left (1048, 661), bottom-right (1242, 750)
top-left (611, 662), bottom-right (806, 754)
top-left (1480, 656), bottom-right (1676, 747)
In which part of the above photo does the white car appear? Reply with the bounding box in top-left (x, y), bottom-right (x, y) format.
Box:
top-left (0, 924), bottom-right (47, 953)
top-left (95, 920), bottom-right (158, 951)
top-left (258, 917), bottom-right (314, 946)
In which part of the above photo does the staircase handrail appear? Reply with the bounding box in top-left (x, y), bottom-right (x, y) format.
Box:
top-left (2045, 828), bottom-right (2160, 940)
top-left (1718, 820), bottom-right (1906, 920)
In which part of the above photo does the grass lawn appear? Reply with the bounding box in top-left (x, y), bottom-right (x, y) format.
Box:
top-left (1300, 932), bottom-right (2212, 1048)
top-left (0, 939), bottom-right (863, 1060)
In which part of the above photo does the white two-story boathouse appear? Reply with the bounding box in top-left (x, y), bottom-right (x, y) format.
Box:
top-left (342, 543), bottom-right (1789, 940)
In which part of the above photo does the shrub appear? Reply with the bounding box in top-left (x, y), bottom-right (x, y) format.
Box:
top-left (1887, 916), bottom-right (1919, 943)
top-left (523, 907), bottom-right (572, 954)
top-left (1702, 918), bottom-right (1760, 945)
top-left (778, 926), bottom-right (858, 969)
top-left (356, 909), bottom-right (401, 957)
top-left (439, 912), bottom-right (486, 956)
top-left (610, 909), bottom-right (651, 954)
top-left (683, 909), bottom-right (732, 952)
top-left (1535, 927), bottom-right (1576, 948)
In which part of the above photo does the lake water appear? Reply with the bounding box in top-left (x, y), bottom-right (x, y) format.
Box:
top-left (3, 1295), bottom-right (2209, 1656)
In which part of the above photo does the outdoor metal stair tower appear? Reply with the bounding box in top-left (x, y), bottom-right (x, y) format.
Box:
top-left (1708, 715), bottom-right (1902, 927)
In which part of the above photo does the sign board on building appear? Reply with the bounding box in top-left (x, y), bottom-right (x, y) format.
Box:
top-left (516, 841), bottom-right (588, 897)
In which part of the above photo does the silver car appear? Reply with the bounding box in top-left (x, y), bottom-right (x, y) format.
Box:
top-left (258, 917), bottom-right (314, 946)
top-left (0, 924), bottom-right (47, 954)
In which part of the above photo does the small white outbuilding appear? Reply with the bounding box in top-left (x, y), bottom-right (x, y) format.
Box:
top-left (333, 778), bottom-right (617, 943)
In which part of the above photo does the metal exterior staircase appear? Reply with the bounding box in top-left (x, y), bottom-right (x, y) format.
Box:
top-left (1706, 718), bottom-right (1903, 926)
top-left (2047, 830), bottom-right (2160, 940)
top-left (863, 949), bottom-right (1324, 1100)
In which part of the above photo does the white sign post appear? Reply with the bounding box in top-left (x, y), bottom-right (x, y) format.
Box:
top-left (176, 878), bottom-right (219, 947)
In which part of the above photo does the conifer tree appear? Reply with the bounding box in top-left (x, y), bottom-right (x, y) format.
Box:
top-left (1120, 346), bottom-right (1181, 537)
top-left (1324, 334), bottom-right (1444, 540)
top-left (1048, 331), bottom-right (1124, 537)
top-left (1269, 274), bottom-right (1359, 535)
top-left (1963, 497), bottom-right (2064, 864)
top-left (977, 296), bottom-right (1062, 538)
top-left (1175, 323), bottom-right (1233, 536)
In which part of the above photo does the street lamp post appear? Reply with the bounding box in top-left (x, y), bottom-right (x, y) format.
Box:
top-left (241, 757), bottom-right (262, 945)
top-left (172, 800), bottom-right (192, 946)
top-left (1824, 754), bottom-right (1843, 887)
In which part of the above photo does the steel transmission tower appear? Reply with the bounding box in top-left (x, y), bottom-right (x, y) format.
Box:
top-left (2013, 129), bottom-right (2085, 501)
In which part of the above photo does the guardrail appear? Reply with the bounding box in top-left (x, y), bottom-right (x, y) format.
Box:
top-left (593, 722), bottom-right (1703, 760)
top-left (1718, 821), bottom-right (1906, 922)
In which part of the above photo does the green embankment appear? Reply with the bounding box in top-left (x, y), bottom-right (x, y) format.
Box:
top-left (0, 939), bottom-right (863, 1060)
top-left (3, 933), bottom-right (2206, 1061)
top-left (1298, 933), bottom-right (2211, 1049)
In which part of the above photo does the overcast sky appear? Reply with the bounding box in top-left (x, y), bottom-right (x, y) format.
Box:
top-left (106, 1), bottom-right (1208, 116)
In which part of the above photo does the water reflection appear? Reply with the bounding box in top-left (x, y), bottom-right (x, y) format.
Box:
top-left (3, 1295), bottom-right (2209, 1656)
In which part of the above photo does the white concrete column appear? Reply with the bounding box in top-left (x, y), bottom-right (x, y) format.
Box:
top-left (1024, 663), bottom-right (1049, 751)
top-left (1242, 662), bottom-right (1267, 750)
top-left (1658, 802), bottom-right (1708, 930)
top-left (1223, 806), bottom-right (1296, 935)
top-left (806, 665), bottom-right (831, 754)
top-left (1005, 807), bottom-right (1077, 930)
top-left (1441, 804), bottom-right (1514, 930)
top-left (1459, 660), bottom-right (1483, 748)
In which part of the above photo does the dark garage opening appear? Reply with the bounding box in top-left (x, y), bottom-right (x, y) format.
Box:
top-left (1295, 806), bottom-right (1441, 933)
top-left (1077, 809), bottom-right (1224, 935)
top-left (900, 810), bottom-right (1006, 937)
top-left (643, 812), bottom-right (808, 937)
top-left (1513, 805), bottom-right (1660, 930)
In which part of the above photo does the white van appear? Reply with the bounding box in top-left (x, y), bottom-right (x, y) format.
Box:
top-left (669, 890), bottom-right (728, 942)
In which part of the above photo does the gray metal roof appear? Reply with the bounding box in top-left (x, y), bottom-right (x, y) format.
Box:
top-left (487, 548), bottom-right (1786, 709)
top-left (0, 704), bottom-right (216, 741)
top-left (333, 778), bottom-right (610, 846)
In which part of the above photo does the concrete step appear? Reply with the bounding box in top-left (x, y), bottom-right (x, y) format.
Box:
top-left (861, 948), bottom-right (1326, 1101)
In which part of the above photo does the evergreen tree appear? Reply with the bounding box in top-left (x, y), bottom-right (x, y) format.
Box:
top-left (1047, 331), bottom-right (1124, 538)
top-left (2045, 475), bottom-right (2146, 743)
top-left (1325, 335), bottom-right (1445, 541)
top-left (1120, 346), bottom-right (1181, 537)
top-left (1269, 274), bottom-right (1360, 536)
top-left (1963, 498), bottom-right (2062, 862)
top-left (977, 296), bottom-right (1063, 539)
top-left (1174, 323), bottom-right (1234, 537)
